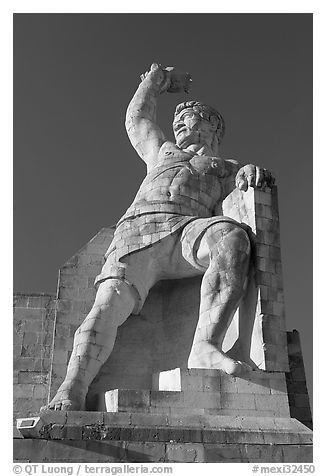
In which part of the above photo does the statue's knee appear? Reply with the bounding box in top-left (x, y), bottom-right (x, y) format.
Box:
top-left (91, 278), bottom-right (138, 325)
top-left (227, 226), bottom-right (251, 254)
top-left (208, 224), bottom-right (250, 259)
top-left (95, 278), bottom-right (134, 305)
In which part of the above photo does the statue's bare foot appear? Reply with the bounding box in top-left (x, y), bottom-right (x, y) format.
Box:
top-left (226, 339), bottom-right (259, 371)
top-left (188, 342), bottom-right (252, 376)
top-left (40, 386), bottom-right (86, 412)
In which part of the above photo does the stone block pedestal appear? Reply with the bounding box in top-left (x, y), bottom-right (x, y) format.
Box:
top-left (105, 368), bottom-right (290, 418)
top-left (15, 368), bottom-right (312, 463)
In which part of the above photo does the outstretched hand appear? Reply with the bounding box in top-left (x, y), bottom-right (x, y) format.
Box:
top-left (235, 164), bottom-right (275, 191)
top-left (140, 63), bottom-right (192, 94)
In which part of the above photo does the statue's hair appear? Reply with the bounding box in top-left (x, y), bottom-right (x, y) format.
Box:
top-left (174, 101), bottom-right (225, 144)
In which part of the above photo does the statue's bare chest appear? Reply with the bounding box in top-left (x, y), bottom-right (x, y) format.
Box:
top-left (135, 148), bottom-right (226, 211)
top-left (154, 149), bottom-right (226, 187)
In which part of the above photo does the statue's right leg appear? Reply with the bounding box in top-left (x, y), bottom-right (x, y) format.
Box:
top-left (41, 278), bottom-right (137, 411)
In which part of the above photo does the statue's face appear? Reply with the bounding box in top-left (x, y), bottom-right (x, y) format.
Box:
top-left (173, 108), bottom-right (218, 149)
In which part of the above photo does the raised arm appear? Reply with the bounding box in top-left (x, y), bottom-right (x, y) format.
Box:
top-left (125, 63), bottom-right (192, 170)
top-left (125, 64), bottom-right (167, 169)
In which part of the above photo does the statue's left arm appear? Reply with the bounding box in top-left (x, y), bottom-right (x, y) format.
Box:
top-left (235, 164), bottom-right (275, 191)
top-left (214, 159), bottom-right (275, 214)
top-left (223, 160), bottom-right (275, 194)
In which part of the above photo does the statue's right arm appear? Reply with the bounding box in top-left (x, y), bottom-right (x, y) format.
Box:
top-left (125, 64), bottom-right (169, 170)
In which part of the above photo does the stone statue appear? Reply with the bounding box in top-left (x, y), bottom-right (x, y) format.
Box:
top-left (42, 63), bottom-right (274, 411)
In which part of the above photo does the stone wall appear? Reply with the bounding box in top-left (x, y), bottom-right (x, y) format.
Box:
top-left (13, 293), bottom-right (56, 424)
top-left (286, 331), bottom-right (313, 429)
top-left (14, 438), bottom-right (313, 463)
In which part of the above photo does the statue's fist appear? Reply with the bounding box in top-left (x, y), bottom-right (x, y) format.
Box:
top-left (140, 63), bottom-right (192, 94)
top-left (236, 164), bottom-right (275, 191)
top-left (140, 63), bottom-right (167, 89)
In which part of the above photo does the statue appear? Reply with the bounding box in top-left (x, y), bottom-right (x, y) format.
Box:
top-left (42, 63), bottom-right (274, 412)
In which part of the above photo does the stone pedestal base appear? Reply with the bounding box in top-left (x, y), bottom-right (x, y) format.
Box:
top-left (15, 369), bottom-right (312, 463)
top-left (15, 411), bottom-right (312, 463)
top-left (104, 368), bottom-right (290, 418)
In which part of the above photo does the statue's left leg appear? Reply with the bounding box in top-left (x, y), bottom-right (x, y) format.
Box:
top-left (187, 222), bottom-right (251, 375)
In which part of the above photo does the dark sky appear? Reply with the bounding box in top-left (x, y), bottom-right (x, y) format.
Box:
top-left (13, 14), bottom-right (312, 397)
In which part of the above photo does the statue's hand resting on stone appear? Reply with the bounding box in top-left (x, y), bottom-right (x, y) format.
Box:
top-left (140, 63), bottom-right (192, 94)
top-left (236, 164), bottom-right (275, 191)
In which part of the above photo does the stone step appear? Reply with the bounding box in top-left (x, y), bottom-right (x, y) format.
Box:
top-left (102, 368), bottom-right (291, 417)
top-left (17, 411), bottom-right (312, 446)
top-left (16, 411), bottom-right (312, 462)
top-left (152, 367), bottom-right (288, 394)
top-left (104, 388), bottom-right (290, 417)
top-left (13, 438), bottom-right (313, 463)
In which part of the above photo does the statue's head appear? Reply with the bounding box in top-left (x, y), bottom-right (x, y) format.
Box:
top-left (173, 101), bottom-right (225, 153)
